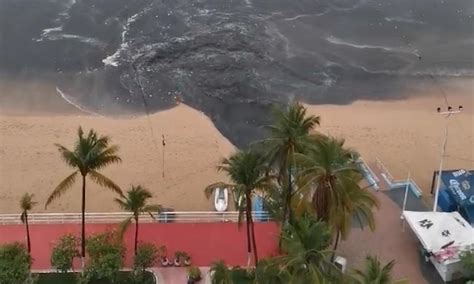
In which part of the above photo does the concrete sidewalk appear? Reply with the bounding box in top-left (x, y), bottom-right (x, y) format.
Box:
top-left (152, 267), bottom-right (211, 284)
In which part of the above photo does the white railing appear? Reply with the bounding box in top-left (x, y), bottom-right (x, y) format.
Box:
top-left (375, 157), bottom-right (394, 182)
top-left (357, 157), bottom-right (380, 190)
top-left (0, 211), bottom-right (272, 225)
top-left (374, 157), bottom-right (422, 197)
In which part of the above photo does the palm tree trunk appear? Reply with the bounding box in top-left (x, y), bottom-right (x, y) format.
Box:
top-left (134, 215), bottom-right (139, 256)
top-left (249, 211), bottom-right (259, 266)
top-left (245, 193), bottom-right (252, 267)
top-left (279, 167), bottom-right (293, 252)
top-left (81, 175), bottom-right (86, 266)
top-left (286, 166), bottom-right (293, 223)
top-left (313, 182), bottom-right (330, 222)
top-left (25, 212), bottom-right (31, 253)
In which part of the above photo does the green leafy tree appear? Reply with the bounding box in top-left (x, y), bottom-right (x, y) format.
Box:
top-left (257, 102), bottom-right (320, 225)
top-left (296, 137), bottom-right (378, 253)
top-left (351, 255), bottom-right (396, 284)
top-left (133, 242), bottom-right (159, 282)
top-left (45, 127), bottom-right (122, 263)
top-left (275, 215), bottom-right (341, 283)
top-left (0, 242), bottom-right (33, 284)
top-left (51, 234), bottom-right (80, 273)
top-left (82, 231), bottom-right (124, 283)
top-left (205, 150), bottom-right (269, 266)
top-left (20, 193), bottom-right (36, 253)
top-left (115, 185), bottom-right (162, 255)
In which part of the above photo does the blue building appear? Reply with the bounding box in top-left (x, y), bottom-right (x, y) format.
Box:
top-left (431, 169), bottom-right (474, 225)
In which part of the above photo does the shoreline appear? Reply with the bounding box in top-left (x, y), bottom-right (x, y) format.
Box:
top-left (1, 89), bottom-right (473, 214)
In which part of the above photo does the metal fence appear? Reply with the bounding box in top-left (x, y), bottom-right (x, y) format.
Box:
top-left (375, 157), bottom-right (395, 182)
top-left (357, 157), bottom-right (380, 190)
top-left (0, 211), bottom-right (272, 225)
top-left (375, 157), bottom-right (422, 197)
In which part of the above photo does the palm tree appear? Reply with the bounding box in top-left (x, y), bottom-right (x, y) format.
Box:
top-left (295, 137), bottom-right (378, 253)
top-left (20, 193), bottom-right (36, 253)
top-left (205, 150), bottom-right (269, 266)
top-left (352, 255), bottom-right (396, 284)
top-left (275, 215), bottom-right (341, 283)
top-left (330, 170), bottom-right (379, 254)
top-left (256, 101), bottom-right (320, 225)
top-left (114, 185), bottom-right (162, 255)
top-left (45, 127), bottom-right (122, 263)
top-left (254, 258), bottom-right (290, 284)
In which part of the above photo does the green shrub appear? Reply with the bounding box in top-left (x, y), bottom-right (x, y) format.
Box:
top-left (51, 234), bottom-right (80, 273)
top-left (0, 242), bottom-right (34, 284)
top-left (132, 242), bottom-right (158, 283)
top-left (82, 231), bottom-right (124, 283)
top-left (134, 243), bottom-right (158, 272)
top-left (460, 249), bottom-right (474, 280)
top-left (187, 266), bottom-right (201, 281)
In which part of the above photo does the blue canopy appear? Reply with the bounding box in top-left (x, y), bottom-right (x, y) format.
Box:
top-left (440, 169), bottom-right (474, 207)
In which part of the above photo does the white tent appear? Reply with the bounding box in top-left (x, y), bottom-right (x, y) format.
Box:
top-left (403, 211), bottom-right (474, 282)
top-left (402, 211), bottom-right (474, 254)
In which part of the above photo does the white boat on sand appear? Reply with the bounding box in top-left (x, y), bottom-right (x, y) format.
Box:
top-left (214, 188), bottom-right (229, 212)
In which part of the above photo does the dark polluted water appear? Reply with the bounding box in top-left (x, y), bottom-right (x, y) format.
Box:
top-left (0, 0), bottom-right (473, 146)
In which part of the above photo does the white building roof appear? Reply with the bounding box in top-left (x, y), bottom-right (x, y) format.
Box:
top-left (403, 210), bottom-right (474, 253)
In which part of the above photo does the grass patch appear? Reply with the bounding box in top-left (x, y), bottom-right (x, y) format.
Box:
top-left (36, 271), bottom-right (155, 284)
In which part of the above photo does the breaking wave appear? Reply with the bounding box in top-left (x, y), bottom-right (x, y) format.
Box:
top-left (326, 36), bottom-right (420, 57)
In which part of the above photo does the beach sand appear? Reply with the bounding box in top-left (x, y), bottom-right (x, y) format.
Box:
top-left (0, 105), bottom-right (235, 213)
top-left (308, 88), bottom-right (473, 203)
top-left (0, 83), bottom-right (472, 214)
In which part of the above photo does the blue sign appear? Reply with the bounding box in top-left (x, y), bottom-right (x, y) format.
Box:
top-left (440, 169), bottom-right (474, 206)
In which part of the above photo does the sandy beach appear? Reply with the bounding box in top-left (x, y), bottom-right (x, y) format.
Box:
top-left (0, 83), bottom-right (472, 214)
top-left (0, 105), bottom-right (235, 213)
top-left (309, 86), bottom-right (473, 202)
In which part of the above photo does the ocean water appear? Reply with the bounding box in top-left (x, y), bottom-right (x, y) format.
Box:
top-left (0, 0), bottom-right (473, 146)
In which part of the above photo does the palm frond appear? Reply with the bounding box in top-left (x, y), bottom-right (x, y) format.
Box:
top-left (114, 197), bottom-right (129, 210)
top-left (89, 170), bottom-right (123, 196)
top-left (55, 144), bottom-right (81, 169)
top-left (117, 216), bottom-right (133, 239)
top-left (20, 193), bottom-right (36, 211)
top-left (20, 211), bottom-right (26, 224)
top-left (45, 171), bottom-right (78, 208)
top-left (143, 204), bottom-right (162, 218)
top-left (92, 155), bottom-right (122, 171)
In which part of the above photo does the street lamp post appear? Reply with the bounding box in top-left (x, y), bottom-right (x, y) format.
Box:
top-left (432, 106), bottom-right (463, 212)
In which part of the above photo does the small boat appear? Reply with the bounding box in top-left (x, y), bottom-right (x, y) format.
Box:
top-left (214, 188), bottom-right (229, 212)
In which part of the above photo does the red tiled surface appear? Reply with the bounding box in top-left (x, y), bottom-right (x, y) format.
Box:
top-left (0, 222), bottom-right (280, 270)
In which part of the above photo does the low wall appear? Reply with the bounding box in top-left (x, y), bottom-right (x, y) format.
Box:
top-left (0, 222), bottom-right (280, 270)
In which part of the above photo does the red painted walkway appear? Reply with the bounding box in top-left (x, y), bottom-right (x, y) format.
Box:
top-left (0, 222), bottom-right (279, 270)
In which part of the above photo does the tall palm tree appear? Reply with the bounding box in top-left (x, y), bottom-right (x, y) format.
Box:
top-left (352, 255), bottom-right (395, 284)
top-left (256, 101), bottom-right (320, 225)
top-left (20, 193), bottom-right (36, 253)
top-left (275, 215), bottom-right (341, 283)
top-left (114, 185), bottom-right (162, 255)
top-left (45, 127), bottom-right (122, 262)
top-left (295, 137), bottom-right (378, 254)
top-left (205, 150), bottom-right (269, 266)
